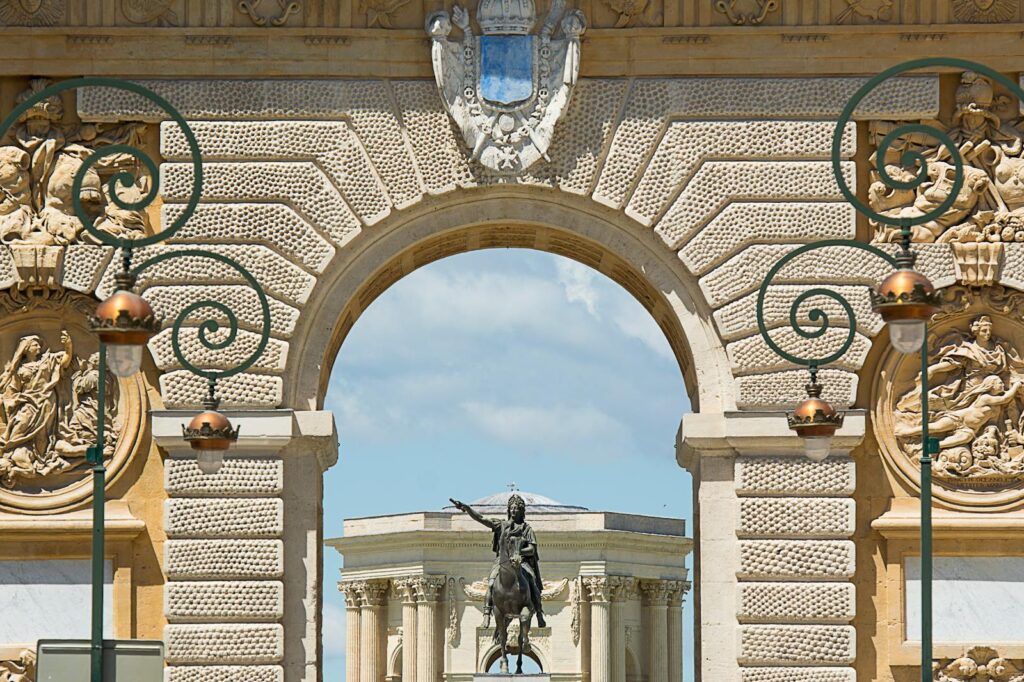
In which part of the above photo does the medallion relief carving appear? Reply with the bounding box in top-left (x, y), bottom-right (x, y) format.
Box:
top-left (875, 286), bottom-right (1024, 510)
top-left (0, 289), bottom-right (144, 513)
top-left (0, 79), bottom-right (151, 248)
top-left (0, 0), bottom-right (63, 26)
top-left (868, 72), bottom-right (1024, 284)
top-left (950, 0), bottom-right (1017, 22)
top-left (713, 0), bottom-right (779, 24)
top-left (934, 646), bottom-right (1024, 681)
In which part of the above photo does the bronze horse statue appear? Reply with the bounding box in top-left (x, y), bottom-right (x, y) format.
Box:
top-left (492, 531), bottom-right (535, 674)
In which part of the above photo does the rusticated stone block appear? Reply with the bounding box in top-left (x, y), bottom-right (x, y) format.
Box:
top-left (738, 540), bottom-right (855, 579)
top-left (165, 458), bottom-right (283, 497)
top-left (738, 498), bottom-right (855, 538)
top-left (166, 581), bottom-right (284, 622)
top-left (741, 667), bottom-right (856, 682)
top-left (738, 582), bottom-right (855, 623)
top-left (165, 540), bottom-right (283, 579)
top-left (737, 369), bottom-right (857, 410)
top-left (165, 666), bottom-right (283, 682)
top-left (165, 499), bottom-right (283, 538)
top-left (159, 371), bottom-right (283, 409)
top-left (739, 624), bottom-right (855, 665)
top-left (165, 623), bottom-right (284, 664)
top-left (736, 457), bottom-right (855, 497)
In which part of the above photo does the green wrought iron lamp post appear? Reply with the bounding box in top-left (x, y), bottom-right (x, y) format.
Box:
top-left (0, 78), bottom-right (270, 682)
top-left (755, 56), bottom-right (1024, 681)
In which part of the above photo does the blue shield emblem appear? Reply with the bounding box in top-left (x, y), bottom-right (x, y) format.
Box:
top-left (479, 35), bottom-right (534, 105)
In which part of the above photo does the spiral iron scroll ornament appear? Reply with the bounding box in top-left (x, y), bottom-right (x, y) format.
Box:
top-left (132, 249), bottom-right (272, 383)
top-left (1, 78), bottom-right (270, 395)
top-left (0, 77), bottom-right (202, 249)
top-left (757, 57), bottom-right (1018, 371)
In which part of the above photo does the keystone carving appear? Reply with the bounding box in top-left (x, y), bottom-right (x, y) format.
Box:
top-left (0, 79), bottom-right (151, 247)
top-left (426, 0), bottom-right (585, 175)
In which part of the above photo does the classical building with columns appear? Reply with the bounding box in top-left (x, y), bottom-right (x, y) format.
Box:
top-left (328, 491), bottom-right (691, 682)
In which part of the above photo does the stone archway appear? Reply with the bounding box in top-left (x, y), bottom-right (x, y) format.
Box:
top-left (285, 190), bottom-right (733, 413)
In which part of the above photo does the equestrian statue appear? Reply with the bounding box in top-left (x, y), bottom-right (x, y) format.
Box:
top-left (449, 494), bottom-right (546, 674)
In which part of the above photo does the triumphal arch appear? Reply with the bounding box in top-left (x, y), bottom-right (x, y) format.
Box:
top-left (1, 1), bottom-right (1024, 681)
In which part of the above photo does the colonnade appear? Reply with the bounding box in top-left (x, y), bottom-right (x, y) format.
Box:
top-left (342, 576), bottom-right (447, 682)
top-left (341, 575), bottom-right (688, 682)
top-left (582, 577), bottom-right (689, 682)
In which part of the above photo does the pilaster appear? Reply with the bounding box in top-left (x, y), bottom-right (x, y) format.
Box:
top-left (680, 411), bottom-right (863, 682)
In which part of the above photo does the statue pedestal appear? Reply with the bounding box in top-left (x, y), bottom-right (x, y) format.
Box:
top-left (475, 674), bottom-right (551, 681)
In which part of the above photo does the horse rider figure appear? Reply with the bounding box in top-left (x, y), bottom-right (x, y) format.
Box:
top-left (449, 494), bottom-right (547, 628)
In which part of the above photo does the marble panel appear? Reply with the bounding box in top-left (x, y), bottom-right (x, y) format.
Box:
top-left (906, 556), bottom-right (1024, 642)
top-left (0, 560), bottom-right (112, 642)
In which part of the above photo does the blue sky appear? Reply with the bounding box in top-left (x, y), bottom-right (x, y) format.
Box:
top-left (321, 248), bottom-right (694, 680)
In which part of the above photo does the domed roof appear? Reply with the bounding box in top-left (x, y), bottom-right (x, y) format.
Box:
top-left (444, 488), bottom-right (589, 514)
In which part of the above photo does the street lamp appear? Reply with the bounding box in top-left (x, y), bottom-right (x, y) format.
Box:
top-left (787, 369), bottom-right (843, 461)
top-left (1, 78), bottom-right (270, 682)
top-left (183, 384), bottom-right (240, 475)
top-left (757, 57), bottom-right (1022, 682)
top-left (91, 269), bottom-right (160, 377)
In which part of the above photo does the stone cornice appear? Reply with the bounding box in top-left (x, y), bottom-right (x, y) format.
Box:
top-left (2, 25), bottom-right (1024, 78)
top-left (328, 529), bottom-right (692, 556)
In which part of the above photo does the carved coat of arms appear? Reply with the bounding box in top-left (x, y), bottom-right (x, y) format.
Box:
top-left (426, 0), bottom-right (585, 175)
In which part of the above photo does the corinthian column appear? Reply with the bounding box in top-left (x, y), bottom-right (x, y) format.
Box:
top-left (666, 581), bottom-right (689, 682)
top-left (610, 577), bottom-right (636, 682)
top-left (584, 577), bottom-right (613, 682)
top-left (341, 582), bottom-right (363, 682)
top-left (641, 581), bottom-right (670, 682)
top-left (394, 579), bottom-right (418, 682)
top-left (414, 576), bottom-right (447, 682)
top-left (359, 581), bottom-right (389, 682)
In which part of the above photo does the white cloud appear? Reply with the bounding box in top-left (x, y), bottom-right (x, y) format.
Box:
top-left (555, 260), bottom-right (600, 318)
top-left (322, 601), bottom-right (347, 658)
top-left (460, 401), bottom-right (631, 459)
top-left (611, 302), bottom-right (675, 361)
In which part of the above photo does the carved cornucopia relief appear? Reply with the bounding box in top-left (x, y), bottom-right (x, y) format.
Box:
top-left (0, 648), bottom-right (35, 682)
top-left (934, 647), bottom-right (1024, 682)
top-left (0, 78), bottom-right (150, 247)
top-left (0, 290), bottom-right (143, 513)
top-left (869, 71), bottom-right (1024, 286)
top-left (875, 286), bottom-right (1024, 510)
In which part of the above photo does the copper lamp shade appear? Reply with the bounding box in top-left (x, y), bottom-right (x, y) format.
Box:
top-left (869, 267), bottom-right (939, 323)
top-left (91, 289), bottom-right (161, 345)
top-left (182, 409), bottom-right (240, 452)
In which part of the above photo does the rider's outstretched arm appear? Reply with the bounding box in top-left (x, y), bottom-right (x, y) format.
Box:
top-left (450, 498), bottom-right (498, 529)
